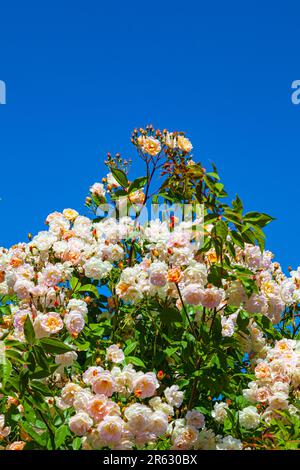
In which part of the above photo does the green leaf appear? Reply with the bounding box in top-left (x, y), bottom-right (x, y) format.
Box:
top-left (232, 195), bottom-right (243, 214)
top-left (55, 425), bottom-right (69, 449)
top-left (160, 307), bottom-right (182, 323)
top-left (39, 338), bottom-right (74, 354)
top-left (33, 345), bottom-right (50, 371)
top-left (128, 176), bottom-right (148, 194)
top-left (124, 341), bottom-right (138, 356)
top-left (72, 437), bottom-right (82, 450)
top-left (22, 421), bottom-right (48, 447)
top-left (244, 212), bottom-right (274, 228)
top-left (164, 346), bottom-right (179, 357)
top-left (77, 284), bottom-right (99, 298)
top-left (206, 172), bottom-right (220, 180)
top-left (126, 356), bottom-right (146, 368)
top-left (237, 310), bottom-right (250, 332)
top-left (29, 364), bottom-right (60, 379)
top-left (70, 276), bottom-right (81, 291)
top-left (111, 168), bottom-right (128, 188)
top-left (214, 220), bottom-right (228, 242)
top-left (5, 349), bottom-right (26, 364)
top-left (250, 225), bottom-right (266, 251)
top-left (30, 380), bottom-right (53, 396)
top-left (230, 230), bottom-right (244, 248)
top-left (241, 226), bottom-right (257, 245)
top-left (224, 210), bottom-right (242, 226)
top-left (1, 359), bottom-right (12, 386)
top-left (24, 316), bottom-right (35, 345)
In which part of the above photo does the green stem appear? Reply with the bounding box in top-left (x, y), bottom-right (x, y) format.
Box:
top-left (175, 283), bottom-right (198, 338)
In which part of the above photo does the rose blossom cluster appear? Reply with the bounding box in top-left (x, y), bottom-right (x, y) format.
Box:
top-left (0, 203), bottom-right (136, 341)
top-left (168, 414), bottom-right (242, 450)
top-left (54, 345), bottom-right (241, 450)
top-left (55, 345), bottom-right (186, 449)
top-left (1, 202), bottom-right (300, 345)
top-left (0, 128), bottom-right (300, 350)
top-left (211, 339), bottom-right (300, 431)
top-left (240, 339), bottom-right (300, 425)
top-left (116, 229), bottom-right (300, 335)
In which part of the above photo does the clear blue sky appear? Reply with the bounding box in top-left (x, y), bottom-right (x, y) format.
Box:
top-left (0, 1), bottom-right (300, 272)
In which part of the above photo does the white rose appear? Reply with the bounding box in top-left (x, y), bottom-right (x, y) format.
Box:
top-left (211, 402), bottom-right (228, 424)
top-left (238, 406), bottom-right (260, 429)
top-left (83, 259), bottom-right (112, 280)
top-left (164, 385), bottom-right (184, 408)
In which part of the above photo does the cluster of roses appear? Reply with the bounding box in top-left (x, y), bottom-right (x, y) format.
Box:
top-left (209, 338), bottom-right (300, 435)
top-left (0, 204), bottom-right (130, 341)
top-left (53, 345), bottom-right (242, 450)
top-left (115, 227), bottom-right (300, 339)
top-left (0, 126), bottom-right (299, 451)
top-left (1, 200), bottom-right (300, 344)
top-left (241, 339), bottom-right (300, 423)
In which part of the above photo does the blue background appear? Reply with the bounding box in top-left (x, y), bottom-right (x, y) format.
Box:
top-left (0, 1), bottom-right (299, 272)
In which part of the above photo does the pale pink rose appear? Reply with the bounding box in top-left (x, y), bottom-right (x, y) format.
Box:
top-left (171, 426), bottom-right (199, 450)
top-left (6, 441), bottom-right (26, 450)
top-left (0, 414), bottom-right (11, 439)
top-left (13, 310), bottom-right (31, 331)
top-left (255, 362), bottom-right (271, 380)
top-left (13, 279), bottom-right (34, 299)
top-left (55, 351), bottom-right (78, 368)
top-left (90, 182), bottom-right (106, 198)
top-left (62, 209), bottom-right (79, 221)
top-left (244, 294), bottom-right (268, 314)
top-left (275, 339), bottom-right (296, 352)
top-left (46, 211), bottom-right (63, 224)
top-left (69, 412), bottom-right (93, 436)
top-left (87, 395), bottom-right (109, 422)
top-left (124, 404), bottom-right (152, 434)
top-left (133, 373), bottom-right (159, 399)
top-left (97, 416), bottom-right (124, 445)
top-left (40, 313), bottom-right (64, 335)
top-left (268, 392), bottom-right (289, 410)
top-left (38, 265), bottom-right (63, 287)
top-left (106, 345), bottom-right (125, 364)
top-left (164, 385), bottom-right (184, 408)
top-left (61, 383), bottom-right (82, 406)
top-left (200, 287), bottom-right (224, 309)
top-left (182, 284), bottom-right (203, 305)
top-left (177, 135), bottom-right (193, 153)
top-left (82, 366), bottom-right (104, 385)
top-left (149, 271), bottom-right (167, 287)
top-left (137, 136), bottom-right (161, 156)
top-left (73, 389), bottom-right (93, 412)
top-left (92, 372), bottom-right (115, 397)
top-left (128, 190), bottom-right (145, 205)
top-left (149, 411), bottom-right (169, 436)
top-left (255, 387), bottom-right (270, 403)
top-left (186, 410), bottom-right (205, 429)
top-left (64, 312), bottom-right (85, 335)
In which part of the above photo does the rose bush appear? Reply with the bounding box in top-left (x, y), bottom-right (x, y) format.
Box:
top-left (0, 126), bottom-right (299, 450)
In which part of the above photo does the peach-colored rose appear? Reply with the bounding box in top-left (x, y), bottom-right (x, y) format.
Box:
top-left (92, 372), bottom-right (115, 397)
top-left (167, 267), bottom-right (182, 283)
top-left (255, 362), bottom-right (271, 379)
top-left (63, 209), bottom-right (79, 221)
top-left (6, 441), bottom-right (26, 450)
top-left (137, 136), bottom-right (161, 156)
top-left (177, 135), bottom-right (193, 153)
